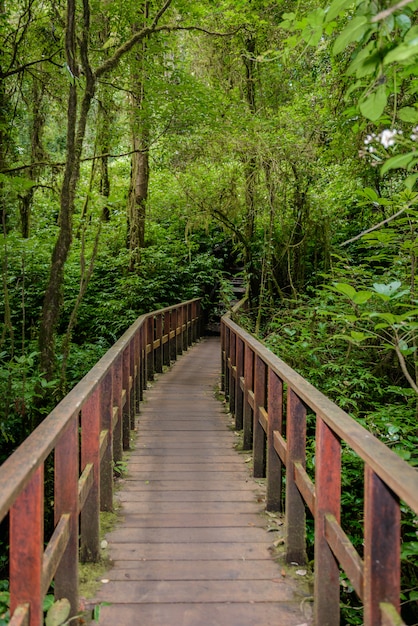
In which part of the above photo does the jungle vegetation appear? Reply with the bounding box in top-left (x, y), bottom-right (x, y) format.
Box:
top-left (0, 0), bottom-right (418, 623)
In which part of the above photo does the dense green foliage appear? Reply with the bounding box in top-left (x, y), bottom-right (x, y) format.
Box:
top-left (1, 0), bottom-right (418, 622)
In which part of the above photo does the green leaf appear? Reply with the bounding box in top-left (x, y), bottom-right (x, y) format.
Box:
top-left (370, 312), bottom-right (397, 324)
top-left (45, 599), bottom-right (71, 626)
top-left (384, 42), bottom-right (418, 65)
top-left (381, 151), bottom-right (417, 175)
top-left (331, 282), bottom-right (357, 298)
top-left (352, 290), bottom-right (372, 304)
top-left (372, 281), bottom-right (402, 296)
top-left (333, 16), bottom-right (369, 55)
top-left (395, 14), bottom-right (411, 35)
top-left (397, 106), bottom-right (418, 122)
top-left (359, 84), bottom-right (387, 121)
top-left (350, 330), bottom-right (370, 342)
top-left (347, 42), bottom-right (379, 77)
top-left (326, 0), bottom-right (355, 23)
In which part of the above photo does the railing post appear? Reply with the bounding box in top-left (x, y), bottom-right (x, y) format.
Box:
top-left (253, 355), bottom-right (267, 478)
top-left (122, 346), bottom-right (131, 450)
top-left (243, 345), bottom-right (254, 451)
top-left (100, 370), bottom-right (114, 512)
top-left (155, 313), bottom-right (163, 374)
top-left (187, 302), bottom-right (192, 346)
top-left (147, 315), bottom-right (155, 381)
top-left (220, 320), bottom-right (226, 392)
top-left (139, 324), bottom-right (146, 398)
top-left (224, 325), bottom-right (230, 398)
top-left (10, 466), bottom-right (44, 626)
top-left (112, 357), bottom-right (123, 464)
top-left (285, 389), bottom-right (307, 564)
top-left (176, 307), bottom-right (183, 356)
top-left (170, 309), bottom-right (177, 362)
top-left (314, 416), bottom-right (341, 626)
top-left (266, 369), bottom-right (283, 511)
top-left (364, 466), bottom-right (400, 626)
top-left (192, 300), bottom-right (198, 342)
top-left (54, 416), bottom-right (79, 617)
top-left (235, 336), bottom-right (244, 430)
top-left (163, 312), bottom-right (170, 367)
top-left (129, 336), bottom-right (135, 429)
top-left (182, 305), bottom-right (188, 352)
top-left (134, 328), bottom-right (141, 412)
top-left (229, 330), bottom-right (236, 416)
top-left (80, 387), bottom-right (101, 562)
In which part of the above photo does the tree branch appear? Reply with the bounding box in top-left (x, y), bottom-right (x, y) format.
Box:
top-left (371, 0), bottom-right (415, 22)
top-left (340, 205), bottom-right (407, 246)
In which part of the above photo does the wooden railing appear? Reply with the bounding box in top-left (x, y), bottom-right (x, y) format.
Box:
top-left (0, 299), bottom-right (201, 626)
top-left (221, 314), bottom-right (418, 626)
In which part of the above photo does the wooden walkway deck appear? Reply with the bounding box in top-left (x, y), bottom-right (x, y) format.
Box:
top-left (92, 336), bottom-right (311, 626)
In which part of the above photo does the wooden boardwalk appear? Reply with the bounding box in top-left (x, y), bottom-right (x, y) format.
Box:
top-left (92, 336), bottom-right (311, 626)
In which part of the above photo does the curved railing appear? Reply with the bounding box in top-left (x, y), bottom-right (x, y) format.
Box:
top-left (221, 313), bottom-right (418, 626)
top-left (0, 299), bottom-right (201, 626)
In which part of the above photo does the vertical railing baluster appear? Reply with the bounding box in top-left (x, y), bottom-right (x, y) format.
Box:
top-left (170, 309), bottom-right (177, 362)
top-left (122, 345), bottom-right (131, 450)
top-left (134, 327), bottom-right (141, 411)
top-left (147, 315), bottom-right (155, 381)
top-left (182, 304), bottom-right (188, 351)
top-left (55, 416), bottom-right (79, 616)
top-left (220, 319), bottom-right (226, 392)
top-left (224, 325), bottom-right (230, 398)
top-left (112, 357), bottom-right (123, 464)
top-left (129, 335), bottom-right (135, 429)
top-left (253, 355), bottom-right (267, 478)
top-left (100, 370), bottom-right (113, 512)
top-left (176, 307), bottom-right (183, 356)
top-left (229, 330), bottom-right (236, 416)
top-left (80, 387), bottom-right (101, 562)
top-left (243, 345), bottom-right (254, 451)
top-left (140, 323), bottom-right (146, 397)
top-left (163, 312), bottom-right (170, 367)
top-left (235, 336), bottom-right (244, 430)
top-left (267, 369), bottom-right (283, 511)
top-left (314, 416), bottom-right (341, 626)
top-left (10, 466), bottom-right (44, 626)
top-left (285, 389), bottom-right (307, 564)
top-left (364, 466), bottom-right (401, 626)
top-left (155, 313), bottom-right (163, 373)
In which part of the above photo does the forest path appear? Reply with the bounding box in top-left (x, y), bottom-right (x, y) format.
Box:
top-left (91, 336), bottom-right (311, 626)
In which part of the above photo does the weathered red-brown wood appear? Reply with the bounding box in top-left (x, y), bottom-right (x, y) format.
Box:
top-left (267, 369), bottom-right (283, 511)
top-left (54, 416), bottom-right (79, 616)
top-left (253, 354), bottom-right (267, 478)
top-left (93, 338), bottom-right (308, 626)
top-left (285, 389), bottom-right (307, 565)
top-left (80, 387), bottom-right (101, 562)
top-left (364, 467), bottom-right (400, 626)
top-left (314, 416), bottom-right (341, 626)
top-left (243, 344), bottom-right (254, 450)
top-left (10, 466), bottom-right (44, 626)
top-left (235, 336), bottom-right (245, 430)
top-left (229, 330), bottom-right (237, 416)
top-left (122, 345), bottom-right (131, 450)
top-left (112, 357), bottom-right (123, 464)
top-left (100, 370), bottom-right (113, 512)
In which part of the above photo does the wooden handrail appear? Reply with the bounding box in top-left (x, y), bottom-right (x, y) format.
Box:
top-left (0, 299), bottom-right (202, 626)
top-left (221, 314), bottom-right (418, 626)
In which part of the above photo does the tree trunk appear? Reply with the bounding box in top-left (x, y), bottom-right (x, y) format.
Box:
top-left (127, 9), bottom-right (150, 271)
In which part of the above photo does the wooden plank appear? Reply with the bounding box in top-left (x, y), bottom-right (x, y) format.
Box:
top-left (95, 602), bottom-right (304, 626)
top-left (92, 338), bottom-right (307, 626)
top-left (42, 514), bottom-right (70, 596)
